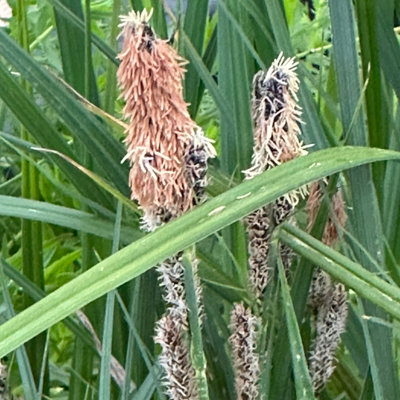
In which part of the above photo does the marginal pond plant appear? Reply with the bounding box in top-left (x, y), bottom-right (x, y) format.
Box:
top-left (0, 1), bottom-right (399, 400)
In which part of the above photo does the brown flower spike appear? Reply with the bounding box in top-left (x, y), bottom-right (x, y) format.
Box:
top-left (117, 11), bottom-right (214, 399)
top-left (117, 10), bottom-right (214, 230)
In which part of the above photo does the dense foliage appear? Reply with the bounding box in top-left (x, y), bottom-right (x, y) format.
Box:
top-left (0, 1), bottom-right (400, 399)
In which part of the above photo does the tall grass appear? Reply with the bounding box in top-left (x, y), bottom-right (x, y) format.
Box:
top-left (0, 0), bottom-right (399, 399)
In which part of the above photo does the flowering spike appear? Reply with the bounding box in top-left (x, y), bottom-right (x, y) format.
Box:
top-left (229, 303), bottom-right (260, 400)
top-left (307, 181), bottom-right (348, 393)
top-left (307, 181), bottom-right (347, 246)
top-left (307, 182), bottom-right (348, 312)
top-left (245, 207), bottom-right (271, 296)
top-left (157, 253), bottom-right (187, 317)
top-left (117, 13), bottom-right (215, 399)
top-left (118, 12), bottom-right (196, 218)
top-left (155, 313), bottom-right (198, 400)
top-left (244, 54), bottom-right (308, 298)
top-left (309, 284), bottom-right (348, 394)
top-left (244, 52), bottom-right (307, 194)
top-left (117, 12), bottom-right (215, 231)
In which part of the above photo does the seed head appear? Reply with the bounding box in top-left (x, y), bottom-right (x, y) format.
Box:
top-left (309, 284), bottom-right (348, 394)
top-left (244, 53), bottom-right (308, 208)
top-left (246, 207), bottom-right (272, 297)
top-left (155, 313), bottom-right (198, 400)
top-left (118, 11), bottom-right (197, 216)
top-left (229, 303), bottom-right (260, 400)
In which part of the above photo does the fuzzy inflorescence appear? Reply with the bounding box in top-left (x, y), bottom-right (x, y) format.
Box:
top-left (307, 182), bottom-right (348, 313)
top-left (155, 312), bottom-right (198, 400)
top-left (309, 283), bottom-right (348, 394)
top-left (117, 11), bottom-right (214, 399)
top-left (244, 53), bottom-right (307, 186)
top-left (307, 181), bottom-right (347, 247)
top-left (117, 10), bottom-right (214, 232)
top-left (244, 53), bottom-right (307, 299)
top-left (306, 181), bottom-right (348, 394)
top-left (229, 303), bottom-right (260, 400)
top-left (245, 207), bottom-right (271, 297)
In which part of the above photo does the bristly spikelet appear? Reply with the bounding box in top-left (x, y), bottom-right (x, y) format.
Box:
top-left (307, 181), bottom-right (347, 246)
top-left (118, 11), bottom-right (198, 218)
top-left (185, 129), bottom-right (217, 206)
top-left (118, 11), bottom-right (213, 399)
top-left (229, 304), bottom-right (260, 400)
top-left (306, 181), bottom-right (348, 393)
top-left (309, 284), bottom-right (348, 394)
top-left (117, 12), bottom-right (214, 400)
top-left (155, 313), bottom-right (198, 400)
top-left (244, 53), bottom-right (308, 207)
top-left (308, 269), bottom-right (332, 312)
top-left (245, 207), bottom-right (271, 297)
top-left (244, 54), bottom-right (307, 298)
top-left (157, 253), bottom-right (187, 318)
top-left (307, 181), bottom-right (348, 312)
top-left (118, 11), bottom-right (215, 232)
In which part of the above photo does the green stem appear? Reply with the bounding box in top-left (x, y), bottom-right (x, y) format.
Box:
top-left (98, 202), bottom-right (122, 398)
top-left (17, 0), bottom-right (47, 392)
top-left (273, 239), bottom-right (315, 400)
top-left (104, 0), bottom-right (121, 114)
top-left (84, 0), bottom-right (92, 99)
top-left (183, 249), bottom-right (209, 400)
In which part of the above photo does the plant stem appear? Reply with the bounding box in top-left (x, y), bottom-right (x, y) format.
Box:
top-left (17, 0), bottom-right (47, 392)
top-left (183, 249), bottom-right (209, 400)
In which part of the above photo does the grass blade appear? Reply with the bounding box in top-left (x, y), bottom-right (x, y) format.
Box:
top-left (217, 0), bottom-right (253, 176)
top-left (0, 59), bottom-right (112, 207)
top-left (0, 195), bottom-right (141, 243)
top-left (274, 240), bottom-right (315, 400)
top-left (53, 0), bottom-right (98, 101)
top-left (0, 265), bottom-right (37, 399)
top-left (0, 29), bottom-right (129, 197)
top-left (183, 0), bottom-right (209, 116)
top-left (0, 146), bottom-right (399, 356)
top-left (183, 251), bottom-right (209, 399)
top-left (329, 1), bottom-right (400, 397)
top-left (277, 223), bottom-right (400, 320)
top-left (99, 201), bottom-right (122, 398)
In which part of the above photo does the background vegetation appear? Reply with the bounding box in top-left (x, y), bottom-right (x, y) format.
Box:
top-left (0, 0), bottom-right (400, 399)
